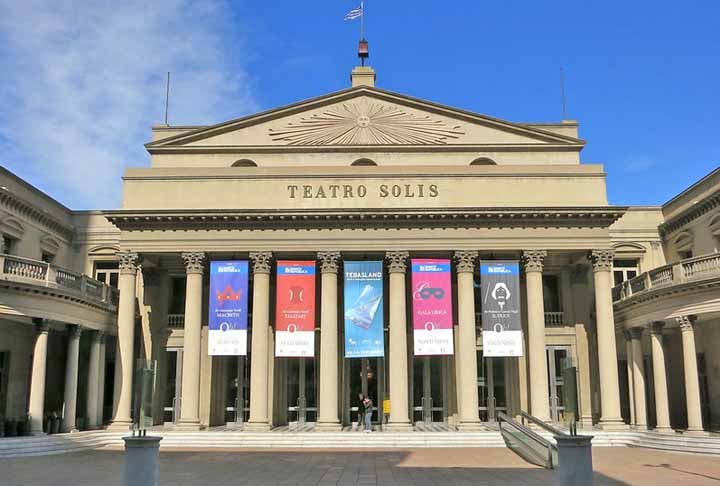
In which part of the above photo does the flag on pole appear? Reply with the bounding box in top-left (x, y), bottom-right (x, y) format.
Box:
top-left (344, 3), bottom-right (363, 20)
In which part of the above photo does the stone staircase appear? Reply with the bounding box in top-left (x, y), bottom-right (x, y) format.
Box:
top-left (1, 428), bottom-right (719, 458)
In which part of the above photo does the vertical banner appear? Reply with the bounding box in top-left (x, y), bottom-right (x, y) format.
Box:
top-left (208, 260), bottom-right (249, 356)
top-left (411, 258), bottom-right (454, 355)
top-left (276, 261), bottom-right (316, 357)
top-left (343, 261), bottom-right (385, 358)
top-left (480, 261), bottom-right (523, 357)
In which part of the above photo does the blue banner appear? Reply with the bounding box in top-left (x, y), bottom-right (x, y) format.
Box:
top-left (343, 261), bottom-right (385, 358)
top-left (208, 260), bottom-right (249, 356)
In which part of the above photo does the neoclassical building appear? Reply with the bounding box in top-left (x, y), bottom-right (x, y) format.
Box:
top-left (0, 64), bottom-right (718, 436)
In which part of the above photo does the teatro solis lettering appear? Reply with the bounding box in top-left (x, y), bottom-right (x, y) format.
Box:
top-left (287, 183), bottom-right (439, 199)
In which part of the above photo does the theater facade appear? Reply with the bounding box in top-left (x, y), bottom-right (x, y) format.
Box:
top-left (1, 65), bottom-right (718, 436)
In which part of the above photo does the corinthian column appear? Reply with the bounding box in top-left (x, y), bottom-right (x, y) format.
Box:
top-left (385, 251), bottom-right (411, 430)
top-left (677, 315), bottom-right (704, 432)
top-left (623, 330), bottom-right (635, 425)
top-left (28, 319), bottom-right (50, 435)
top-left (629, 327), bottom-right (647, 428)
top-left (522, 250), bottom-right (550, 421)
top-left (316, 251), bottom-right (341, 430)
top-left (247, 251), bottom-right (272, 430)
top-left (454, 250), bottom-right (481, 429)
top-left (649, 322), bottom-right (672, 431)
top-left (589, 249), bottom-right (624, 428)
top-left (62, 325), bottom-right (82, 432)
top-left (178, 252), bottom-right (205, 428)
top-left (109, 251), bottom-right (140, 430)
top-left (86, 331), bottom-right (102, 429)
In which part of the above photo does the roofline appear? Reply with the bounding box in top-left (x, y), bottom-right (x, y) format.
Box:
top-left (0, 164), bottom-right (73, 213)
top-left (663, 166), bottom-right (720, 208)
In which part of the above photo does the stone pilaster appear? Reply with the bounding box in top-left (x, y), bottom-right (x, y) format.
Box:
top-left (648, 322), bottom-right (672, 431)
top-left (677, 315), bottom-right (704, 432)
top-left (385, 250), bottom-right (411, 430)
top-left (316, 251), bottom-right (341, 430)
top-left (28, 319), bottom-right (50, 435)
top-left (629, 327), bottom-right (647, 428)
top-left (86, 331), bottom-right (103, 429)
top-left (247, 251), bottom-right (272, 430)
top-left (62, 325), bottom-right (82, 432)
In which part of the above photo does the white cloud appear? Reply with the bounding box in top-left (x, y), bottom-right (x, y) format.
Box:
top-left (0, 0), bottom-right (256, 209)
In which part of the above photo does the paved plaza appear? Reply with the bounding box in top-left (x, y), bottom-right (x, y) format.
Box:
top-left (2, 447), bottom-right (720, 486)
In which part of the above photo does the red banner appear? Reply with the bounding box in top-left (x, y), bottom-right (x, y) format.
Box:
top-left (275, 260), bottom-right (316, 357)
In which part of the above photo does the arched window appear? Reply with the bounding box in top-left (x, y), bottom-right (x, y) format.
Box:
top-left (470, 157), bottom-right (497, 166)
top-left (709, 214), bottom-right (720, 252)
top-left (351, 158), bottom-right (377, 166)
top-left (232, 159), bottom-right (258, 167)
top-left (673, 231), bottom-right (694, 260)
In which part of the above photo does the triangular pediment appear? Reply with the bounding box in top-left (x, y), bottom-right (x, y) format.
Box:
top-left (146, 86), bottom-right (584, 150)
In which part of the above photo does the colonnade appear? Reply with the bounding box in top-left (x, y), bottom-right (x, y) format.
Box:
top-left (625, 315), bottom-right (705, 432)
top-left (26, 319), bottom-right (108, 435)
top-left (103, 248), bottom-right (625, 430)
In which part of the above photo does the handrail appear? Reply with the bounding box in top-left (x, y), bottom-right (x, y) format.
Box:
top-left (498, 412), bottom-right (556, 448)
top-left (497, 412), bottom-right (557, 469)
top-left (520, 411), bottom-right (568, 437)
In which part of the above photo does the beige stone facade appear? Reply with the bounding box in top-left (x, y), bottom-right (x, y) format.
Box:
top-left (0, 66), bottom-right (717, 436)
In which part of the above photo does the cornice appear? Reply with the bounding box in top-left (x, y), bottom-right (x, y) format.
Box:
top-left (659, 189), bottom-right (720, 236)
top-left (0, 190), bottom-right (75, 240)
top-left (105, 206), bottom-right (627, 232)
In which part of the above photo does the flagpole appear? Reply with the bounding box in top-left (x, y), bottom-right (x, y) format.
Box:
top-left (360, 1), bottom-right (364, 39)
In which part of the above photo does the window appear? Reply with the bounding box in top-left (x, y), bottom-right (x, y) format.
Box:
top-left (470, 157), bottom-right (496, 166)
top-left (613, 259), bottom-right (639, 286)
top-left (41, 252), bottom-right (55, 263)
top-left (1, 235), bottom-right (15, 255)
top-left (351, 158), bottom-right (377, 166)
top-left (231, 159), bottom-right (257, 167)
top-left (94, 261), bottom-right (119, 288)
top-left (168, 277), bottom-right (187, 314)
top-left (542, 275), bottom-right (561, 312)
top-left (673, 231), bottom-right (694, 261)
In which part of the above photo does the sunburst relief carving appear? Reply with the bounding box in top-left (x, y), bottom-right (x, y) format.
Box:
top-left (268, 102), bottom-right (465, 145)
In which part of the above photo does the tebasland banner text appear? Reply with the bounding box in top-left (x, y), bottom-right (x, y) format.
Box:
top-left (343, 261), bottom-right (385, 358)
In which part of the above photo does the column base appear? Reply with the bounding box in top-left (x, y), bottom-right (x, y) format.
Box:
top-left (244, 421), bottom-right (271, 432)
top-left (596, 419), bottom-right (630, 431)
top-left (174, 420), bottom-right (202, 431)
top-left (652, 426), bottom-right (675, 434)
top-left (384, 422), bottom-right (413, 432)
top-left (106, 419), bottom-right (133, 432)
top-left (683, 428), bottom-right (708, 436)
top-left (315, 422), bottom-right (342, 432)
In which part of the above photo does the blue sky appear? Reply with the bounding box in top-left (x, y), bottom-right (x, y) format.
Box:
top-left (0, 0), bottom-right (718, 209)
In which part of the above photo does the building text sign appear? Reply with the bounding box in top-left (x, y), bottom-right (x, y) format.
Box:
top-left (287, 183), bottom-right (439, 200)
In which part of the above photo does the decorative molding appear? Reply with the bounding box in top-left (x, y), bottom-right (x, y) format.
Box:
top-left (622, 329), bottom-right (632, 341)
top-left (32, 318), bottom-right (50, 333)
top-left (317, 251), bottom-right (341, 274)
top-left (629, 327), bottom-right (644, 340)
top-left (589, 249), bottom-right (614, 272)
top-left (660, 189), bottom-right (720, 236)
top-left (181, 252), bottom-right (206, 274)
top-left (269, 101), bottom-right (465, 145)
top-left (105, 207), bottom-right (627, 232)
top-left (385, 251), bottom-right (409, 273)
top-left (250, 251), bottom-right (273, 274)
top-left (67, 324), bottom-right (82, 339)
top-left (0, 189), bottom-right (74, 240)
top-left (117, 252), bottom-right (141, 275)
top-left (453, 250), bottom-right (478, 273)
top-left (649, 321), bottom-right (665, 335)
top-left (522, 250), bottom-right (547, 273)
top-left (676, 315), bottom-right (697, 332)
top-left (91, 330), bottom-right (104, 343)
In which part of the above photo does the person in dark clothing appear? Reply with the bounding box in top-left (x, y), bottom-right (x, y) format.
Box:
top-left (363, 396), bottom-right (373, 433)
top-left (357, 393), bottom-right (365, 430)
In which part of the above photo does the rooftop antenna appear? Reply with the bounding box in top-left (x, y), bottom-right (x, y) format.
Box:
top-left (560, 67), bottom-right (567, 119)
top-left (164, 72), bottom-right (171, 126)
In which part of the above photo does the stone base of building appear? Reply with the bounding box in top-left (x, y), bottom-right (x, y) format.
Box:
top-left (652, 426), bottom-right (676, 434)
top-left (315, 422), bottom-right (342, 432)
top-left (596, 419), bottom-right (630, 431)
top-left (105, 420), bottom-right (133, 432)
top-left (243, 421), bottom-right (271, 432)
top-left (683, 428), bottom-right (709, 436)
top-left (457, 421), bottom-right (484, 432)
top-left (173, 420), bottom-right (202, 431)
top-left (384, 422), bottom-right (413, 432)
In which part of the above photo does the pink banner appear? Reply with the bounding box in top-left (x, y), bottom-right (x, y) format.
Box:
top-left (411, 258), bottom-right (454, 355)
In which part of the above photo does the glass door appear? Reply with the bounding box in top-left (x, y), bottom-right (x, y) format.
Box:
top-left (477, 351), bottom-right (507, 422)
top-left (412, 356), bottom-right (447, 424)
top-left (224, 356), bottom-right (250, 425)
top-left (344, 358), bottom-right (384, 427)
top-left (286, 358), bottom-right (317, 424)
top-left (547, 346), bottom-right (570, 422)
top-left (163, 349), bottom-right (182, 424)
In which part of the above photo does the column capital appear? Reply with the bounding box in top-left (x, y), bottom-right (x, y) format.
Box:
top-left (250, 251), bottom-right (273, 274)
top-left (32, 318), bottom-right (50, 333)
top-left (629, 327), bottom-right (644, 340)
top-left (649, 321), bottom-right (665, 335)
top-left (453, 250), bottom-right (478, 273)
top-left (385, 250), bottom-right (409, 273)
top-left (317, 251), bottom-right (341, 274)
top-left (67, 324), bottom-right (82, 339)
top-left (90, 330), bottom-right (104, 343)
top-left (117, 251), bottom-right (141, 275)
top-left (676, 315), bottom-right (697, 332)
top-left (181, 252), bottom-right (206, 275)
top-left (622, 329), bottom-right (633, 341)
top-left (589, 249), bottom-right (614, 272)
top-left (522, 250), bottom-right (547, 273)
top-left (142, 268), bottom-right (162, 287)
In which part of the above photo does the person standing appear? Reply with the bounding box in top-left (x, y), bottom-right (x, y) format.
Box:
top-left (363, 396), bottom-right (373, 433)
top-left (357, 393), bottom-right (365, 431)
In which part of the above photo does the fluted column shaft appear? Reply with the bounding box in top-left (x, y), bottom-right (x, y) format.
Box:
top-left (523, 250), bottom-right (550, 421)
top-left (317, 251), bottom-right (341, 429)
top-left (649, 322), bottom-right (672, 431)
top-left (386, 251), bottom-right (411, 429)
top-left (454, 251), bottom-right (481, 428)
top-left (248, 252), bottom-right (272, 429)
top-left (110, 252), bottom-right (140, 428)
top-left (179, 252), bottom-right (205, 427)
top-left (629, 327), bottom-right (647, 428)
top-left (678, 316), bottom-right (703, 431)
top-left (62, 325), bottom-right (82, 432)
top-left (28, 320), bottom-right (50, 435)
top-left (590, 250), bottom-right (624, 426)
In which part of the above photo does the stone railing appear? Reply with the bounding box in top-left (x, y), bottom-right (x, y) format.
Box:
top-left (0, 253), bottom-right (118, 308)
top-left (613, 252), bottom-right (720, 303)
top-left (167, 313), bottom-right (185, 329)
